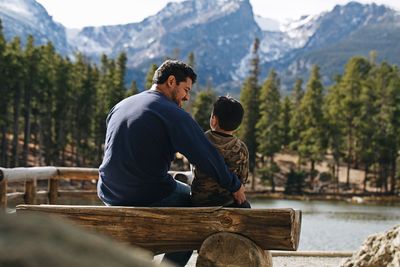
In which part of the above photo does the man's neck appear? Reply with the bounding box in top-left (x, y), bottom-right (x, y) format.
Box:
top-left (153, 84), bottom-right (171, 99)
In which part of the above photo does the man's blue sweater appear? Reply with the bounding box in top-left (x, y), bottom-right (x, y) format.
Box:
top-left (98, 90), bottom-right (242, 206)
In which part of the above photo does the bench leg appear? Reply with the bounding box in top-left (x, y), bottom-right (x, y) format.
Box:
top-left (196, 232), bottom-right (273, 267)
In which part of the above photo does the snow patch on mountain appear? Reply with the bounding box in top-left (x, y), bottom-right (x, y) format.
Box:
top-left (254, 15), bottom-right (280, 31)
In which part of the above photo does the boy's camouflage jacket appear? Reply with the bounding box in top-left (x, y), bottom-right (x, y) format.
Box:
top-left (191, 130), bottom-right (249, 206)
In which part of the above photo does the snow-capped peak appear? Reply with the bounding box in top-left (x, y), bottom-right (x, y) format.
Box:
top-left (254, 15), bottom-right (280, 31)
top-left (0, 0), bottom-right (48, 23)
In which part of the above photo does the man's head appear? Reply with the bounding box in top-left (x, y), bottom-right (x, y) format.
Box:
top-left (153, 60), bottom-right (197, 107)
top-left (211, 96), bottom-right (244, 132)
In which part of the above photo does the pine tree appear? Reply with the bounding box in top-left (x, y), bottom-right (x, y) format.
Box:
top-left (256, 69), bottom-right (282, 192)
top-left (7, 37), bottom-right (24, 167)
top-left (94, 55), bottom-right (110, 163)
top-left (356, 69), bottom-right (379, 192)
top-left (53, 56), bottom-right (72, 165)
top-left (145, 63), bottom-right (158, 89)
top-left (126, 80), bottom-right (139, 97)
top-left (0, 19), bottom-right (8, 166)
top-left (239, 38), bottom-right (261, 189)
top-left (114, 52), bottom-right (127, 100)
top-left (187, 52), bottom-right (195, 68)
top-left (192, 89), bottom-right (216, 131)
top-left (337, 57), bottom-right (371, 187)
top-left (38, 42), bottom-right (59, 165)
top-left (289, 78), bottom-right (304, 152)
top-left (369, 62), bottom-right (400, 193)
top-left (22, 35), bottom-right (40, 166)
top-left (279, 96), bottom-right (292, 148)
top-left (324, 79), bottom-right (346, 192)
top-left (385, 66), bottom-right (400, 194)
top-left (297, 65), bottom-right (326, 189)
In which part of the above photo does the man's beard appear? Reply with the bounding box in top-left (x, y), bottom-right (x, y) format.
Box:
top-left (171, 87), bottom-right (182, 107)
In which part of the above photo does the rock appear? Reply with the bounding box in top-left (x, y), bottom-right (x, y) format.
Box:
top-left (0, 213), bottom-right (174, 267)
top-left (341, 224), bottom-right (400, 267)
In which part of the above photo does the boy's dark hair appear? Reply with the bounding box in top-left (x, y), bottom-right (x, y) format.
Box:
top-left (213, 96), bottom-right (244, 131)
top-left (153, 59), bottom-right (197, 85)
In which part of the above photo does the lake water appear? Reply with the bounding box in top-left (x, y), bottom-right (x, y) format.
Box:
top-left (251, 198), bottom-right (400, 251)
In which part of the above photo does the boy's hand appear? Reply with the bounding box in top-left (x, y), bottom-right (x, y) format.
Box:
top-left (232, 184), bottom-right (246, 204)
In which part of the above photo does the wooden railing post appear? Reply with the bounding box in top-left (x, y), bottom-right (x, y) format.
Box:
top-left (48, 178), bottom-right (59, 204)
top-left (0, 177), bottom-right (7, 211)
top-left (24, 179), bottom-right (37, 205)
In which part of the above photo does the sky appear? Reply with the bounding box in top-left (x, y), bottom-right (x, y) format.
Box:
top-left (36, 0), bottom-right (400, 29)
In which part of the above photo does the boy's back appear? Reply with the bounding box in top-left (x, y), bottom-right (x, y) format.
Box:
top-left (191, 130), bottom-right (249, 206)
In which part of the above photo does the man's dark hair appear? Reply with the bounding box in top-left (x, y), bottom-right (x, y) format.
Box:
top-left (153, 59), bottom-right (197, 85)
top-left (213, 96), bottom-right (244, 131)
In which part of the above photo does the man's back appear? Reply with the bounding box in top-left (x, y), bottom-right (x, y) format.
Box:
top-left (98, 90), bottom-right (180, 206)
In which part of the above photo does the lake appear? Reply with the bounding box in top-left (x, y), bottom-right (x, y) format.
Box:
top-left (251, 198), bottom-right (400, 251)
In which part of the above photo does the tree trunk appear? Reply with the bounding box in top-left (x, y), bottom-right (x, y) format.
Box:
top-left (390, 153), bottom-right (397, 194)
top-left (22, 85), bottom-right (32, 167)
top-left (11, 84), bottom-right (22, 167)
top-left (346, 131), bottom-right (353, 188)
top-left (363, 165), bottom-right (369, 192)
top-left (251, 170), bottom-right (256, 191)
top-left (310, 159), bottom-right (315, 190)
top-left (1, 124), bottom-right (9, 167)
top-left (270, 155), bottom-right (275, 193)
top-left (332, 159), bottom-right (339, 194)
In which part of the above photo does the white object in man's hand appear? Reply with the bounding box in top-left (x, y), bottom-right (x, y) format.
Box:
top-left (232, 184), bottom-right (246, 205)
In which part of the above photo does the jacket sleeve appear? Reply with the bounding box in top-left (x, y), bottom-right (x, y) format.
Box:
top-left (238, 142), bottom-right (249, 185)
top-left (169, 113), bottom-right (242, 193)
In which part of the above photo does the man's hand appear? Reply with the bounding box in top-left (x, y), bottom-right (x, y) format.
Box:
top-left (232, 184), bottom-right (246, 205)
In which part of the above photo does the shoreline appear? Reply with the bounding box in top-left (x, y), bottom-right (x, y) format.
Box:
top-left (246, 191), bottom-right (400, 205)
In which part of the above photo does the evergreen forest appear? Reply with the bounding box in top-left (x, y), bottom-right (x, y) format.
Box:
top-left (1, 23), bottom-right (400, 195)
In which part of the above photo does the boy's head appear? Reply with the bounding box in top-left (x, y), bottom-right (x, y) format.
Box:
top-left (211, 96), bottom-right (244, 132)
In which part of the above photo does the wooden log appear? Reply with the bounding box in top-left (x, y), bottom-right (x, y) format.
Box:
top-left (24, 180), bottom-right (37, 204)
top-left (0, 167), bottom-right (57, 182)
top-left (16, 205), bottom-right (301, 254)
top-left (1, 167), bottom-right (194, 183)
top-left (48, 178), bottom-right (59, 204)
top-left (7, 191), bottom-right (49, 205)
top-left (197, 232), bottom-right (272, 267)
top-left (0, 179), bottom-right (7, 211)
top-left (56, 167), bottom-right (99, 180)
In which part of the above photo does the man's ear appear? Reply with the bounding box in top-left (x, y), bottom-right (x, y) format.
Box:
top-left (167, 75), bottom-right (176, 87)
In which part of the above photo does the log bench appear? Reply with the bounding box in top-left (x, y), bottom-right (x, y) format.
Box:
top-left (16, 205), bottom-right (301, 266)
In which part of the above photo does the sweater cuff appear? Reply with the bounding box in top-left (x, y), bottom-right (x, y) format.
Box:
top-left (229, 174), bottom-right (242, 193)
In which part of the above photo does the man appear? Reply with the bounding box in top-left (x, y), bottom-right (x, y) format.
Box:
top-left (97, 60), bottom-right (246, 266)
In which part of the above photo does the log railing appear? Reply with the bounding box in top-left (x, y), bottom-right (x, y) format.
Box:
top-left (0, 167), bottom-right (191, 211)
top-left (0, 167), bottom-right (99, 210)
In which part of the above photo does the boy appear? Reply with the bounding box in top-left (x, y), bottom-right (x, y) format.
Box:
top-left (191, 96), bottom-right (250, 208)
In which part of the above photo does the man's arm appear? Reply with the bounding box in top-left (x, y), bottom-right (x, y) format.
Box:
top-left (232, 142), bottom-right (250, 204)
top-left (169, 113), bottom-right (243, 194)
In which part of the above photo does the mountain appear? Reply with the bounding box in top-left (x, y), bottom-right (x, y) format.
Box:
top-left (0, 0), bottom-right (69, 54)
top-left (69, 0), bottom-right (260, 91)
top-left (0, 0), bottom-right (399, 93)
top-left (258, 2), bottom-right (400, 90)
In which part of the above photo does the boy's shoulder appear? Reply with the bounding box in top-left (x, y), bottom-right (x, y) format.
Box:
top-left (205, 130), bottom-right (248, 159)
